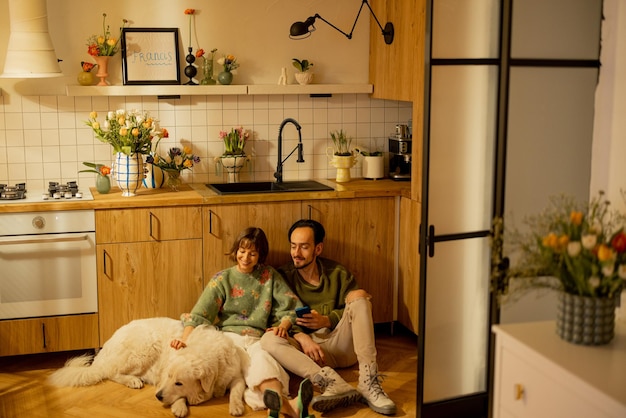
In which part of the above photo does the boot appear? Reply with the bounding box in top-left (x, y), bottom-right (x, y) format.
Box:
top-left (358, 362), bottom-right (397, 415)
top-left (310, 366), bottom-right (361, 412)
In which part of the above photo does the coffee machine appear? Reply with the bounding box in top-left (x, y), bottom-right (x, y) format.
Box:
top-left (389, 124), bottom-right (411, 181)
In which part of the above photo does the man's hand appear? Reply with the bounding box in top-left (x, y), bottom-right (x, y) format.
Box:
top-left (265, 326), bottom-right (289, 339)
top-left (296, 309), bottom-right (330, 330)
top-left (294, 333), bottom-right (326, 366)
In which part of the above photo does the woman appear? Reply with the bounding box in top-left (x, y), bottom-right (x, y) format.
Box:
top-left (170, 227), bottom-right (313, 418)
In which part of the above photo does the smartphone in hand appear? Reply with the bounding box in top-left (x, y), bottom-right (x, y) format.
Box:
top-left (295, 306), bottom-right (311, 318)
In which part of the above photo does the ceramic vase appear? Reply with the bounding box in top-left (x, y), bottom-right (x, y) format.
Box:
top-left (77, 71), bottom-right (94, 86)
top-left (164, 169), bottom-right (183, 191)
top-left (362, 155), bottom-right (385, 179)
top-left (327, 148), bottom-right (357, 183)
top-left (295, 71), bottom-right (313, 85)
top-left (93, 56), bottom-right (110, 86)
top-left (95, 174), bottom-right (111, 194)
top-left (143, 162), bottom-right (165, 189)
top-left (556, 291), bottom-right (616, 345)
top-left (113, 152), bottom-right (144, 197)
top-left (218, 155), bottom-right (246, 183)
top-left (218, 71), bottom-right (233, 85)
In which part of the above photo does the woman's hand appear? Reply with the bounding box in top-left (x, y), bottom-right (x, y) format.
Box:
top-left (170, 339), bottom-right (187, 350)
top-left (265, 326), bottom-right (289, 339)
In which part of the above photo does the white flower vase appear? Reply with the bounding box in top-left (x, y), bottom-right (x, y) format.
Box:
top-left (216, 155), bottom-right (248, 183)
top-left (113, 152), bottom-right (145, 197)
top-left (327, 148), bottom-right (357, 183)
top-left (143, 159), bottom-right (165, 189)
top-left (362, 155), bottom-right (385, 179)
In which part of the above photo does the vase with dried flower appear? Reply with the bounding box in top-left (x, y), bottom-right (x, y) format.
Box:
top-left (86, 13), bottom-right (128, 86)
top-left (217, 55), bottom-right (239, 85)
top-left (197, 48), bottom-right (217, 85)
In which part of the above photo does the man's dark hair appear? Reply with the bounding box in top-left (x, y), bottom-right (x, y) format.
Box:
top-left (228, 227), bottom-right (269, 264)
top-left (288, 219), bottom-right (325, 244)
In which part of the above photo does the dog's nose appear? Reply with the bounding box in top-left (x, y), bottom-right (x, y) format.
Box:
top-left (156, 391), bottom-right (163, 401)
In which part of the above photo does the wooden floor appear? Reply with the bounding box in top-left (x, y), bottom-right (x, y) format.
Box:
top-left (0, 325), bottom-right (417, 418)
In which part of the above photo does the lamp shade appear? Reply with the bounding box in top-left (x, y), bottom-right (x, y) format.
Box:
top-left (1, 0), bottom-right (62, 78)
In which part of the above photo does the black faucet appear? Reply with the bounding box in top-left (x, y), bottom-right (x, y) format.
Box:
top-left (274, 118), bottom-right (305, 183)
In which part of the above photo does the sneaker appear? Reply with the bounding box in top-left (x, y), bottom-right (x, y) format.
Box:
top-left (358, 362), bottom-right (397, 415)
top-left (310, 366), bottom-right (362, 412)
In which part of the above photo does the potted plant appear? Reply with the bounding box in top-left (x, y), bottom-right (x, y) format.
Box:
top-left (215, 126), bottom-right (251, 183)
top-left (356, 148), bottom-right (385, 180)
top-left (293, 58), bottom-right (314, 85)
top-left (493, 191), bottom-right (626, 345)
top-left (327, 130), bottom-right (357, 182)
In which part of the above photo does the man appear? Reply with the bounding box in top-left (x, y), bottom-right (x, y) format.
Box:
top-left (261, 219), bottom-right (396, 415)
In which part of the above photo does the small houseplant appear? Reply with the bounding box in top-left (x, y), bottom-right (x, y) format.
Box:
top-left (146, 145), bottom-right (200, 191)
top-left (355, 148), bottom-right (385, 179)
top-left (494, 191), bottom-right (626, 345)
top-left (215, 127), bottom-right (250, 183)
top-left (328, 130), bottom-right (357, 182)
top-left (79, 161), bottom-right (111, 194)
top-left (293, 58), bottom-right (314, 85)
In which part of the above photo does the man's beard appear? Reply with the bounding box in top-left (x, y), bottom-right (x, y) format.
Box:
top-left (294, 257), bottom-right (315, 270)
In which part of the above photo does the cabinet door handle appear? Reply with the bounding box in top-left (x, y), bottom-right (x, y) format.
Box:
top-left (149, 211), bottom-right (159, 241)
top-left (42, 322), bottom-right (47, 348)
top-left (103, 249), bottom-right (112, 280)
top-left (514, 383), bottom-right (525, 400)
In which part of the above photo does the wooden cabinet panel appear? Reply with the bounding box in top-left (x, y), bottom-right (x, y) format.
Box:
top-left (96, 206), bottom-right (202, 244)
top-left (303, 197), bottom-right (396, 323)
top-left (203, 202), bottom-right (303, 279)
top-left (398, 197), bottom-right (420, 333)
top-left (97, 239), bottom-right (203, 342)
top-left (0, 314), bottom-right (99, 356)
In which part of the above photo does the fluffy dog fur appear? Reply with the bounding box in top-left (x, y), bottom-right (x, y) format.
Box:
top-left (48, 317), bottom-right (246, 417)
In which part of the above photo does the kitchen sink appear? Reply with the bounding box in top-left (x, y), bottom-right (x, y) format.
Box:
top-left (206, 180), bottom-right (334, 195)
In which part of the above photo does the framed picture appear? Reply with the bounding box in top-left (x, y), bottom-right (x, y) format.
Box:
top-left (121, 28), bottom-right (180, 85)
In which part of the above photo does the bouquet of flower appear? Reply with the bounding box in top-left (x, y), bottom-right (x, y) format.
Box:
top-left (218, 55), bottom-right (239, 72)
top-left (79, 161), bottom-right (111, 176)
top-left (219, 127), bottom-right (249, 155)
top-left (147, 145), bottom-right (200, 172)
top-left (86, 13), bottom-right (128, 57)
top-left (496, 191), bottom-right (626, 300)
top-left (86, 110), bottom-right (168, 156)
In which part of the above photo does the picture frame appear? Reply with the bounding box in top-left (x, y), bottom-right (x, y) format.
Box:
top-left (121, 28), bottom-right (180, 85)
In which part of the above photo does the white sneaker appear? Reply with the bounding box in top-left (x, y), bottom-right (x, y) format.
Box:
top-left (358, 362), bottom-right (397, 415)
top-left (310, 366), bottom-right (361, 412)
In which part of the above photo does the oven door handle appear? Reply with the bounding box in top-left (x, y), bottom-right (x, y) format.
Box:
top-left (0, 234), bottom-right (91, 245)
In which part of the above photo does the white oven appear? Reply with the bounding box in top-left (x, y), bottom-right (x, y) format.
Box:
top-left (0, 210), bottom-right (97, 320)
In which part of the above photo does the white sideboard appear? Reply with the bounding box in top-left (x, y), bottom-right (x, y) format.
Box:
top-left (492, 320), bottom-right (626, 418)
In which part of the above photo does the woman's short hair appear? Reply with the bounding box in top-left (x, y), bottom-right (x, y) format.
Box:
top-left (228, 227), bottom-right (269, 264)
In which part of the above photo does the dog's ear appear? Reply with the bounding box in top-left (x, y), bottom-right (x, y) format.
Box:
top-left (197, 367), bottom-right (215, 395)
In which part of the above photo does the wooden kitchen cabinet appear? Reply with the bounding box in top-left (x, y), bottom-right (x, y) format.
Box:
top-left (0, 314), bottom-right (98, 356)
top-left (492, 321), bottom-right (626, 418)
top-left (304, 197), bottom-right (396, 323)
top-left (96, 207), bottom-right (203, 342)
top-left (203, 202), bottom-right (302, 279)
top-left (397, 197), bottom-right (420, 333)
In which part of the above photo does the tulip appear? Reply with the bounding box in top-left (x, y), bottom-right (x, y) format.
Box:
top-left (569, 211), bottom-right (583, 225)
top-left (89, 111), bottom-right (98, 119)
top-left (618, 264), bottom-right (626, 279)
top-left (567, 241), bottom-right (582, 257)
top-left (581, 234), bottom-right (597, 250)
top-left (597, 243), bottom-right (614, 262)
top-left (588, 276), bottom-right (601, 289)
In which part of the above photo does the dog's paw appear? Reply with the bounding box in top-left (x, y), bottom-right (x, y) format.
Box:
top-left (170, 398), bottom-right (189, 418)
top-left (229, 400), bottom-right (245, 416)
top-left (125, 376), bottom-right (144, 389)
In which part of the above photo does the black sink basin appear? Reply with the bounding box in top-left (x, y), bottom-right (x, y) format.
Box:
top-left (207, 180), bottom-right (334, 195)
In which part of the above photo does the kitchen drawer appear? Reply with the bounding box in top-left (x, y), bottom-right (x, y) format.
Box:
top-left (96, 206), bottom-right (202, 243)
top-left (497, 346), bottom-right (607, 418)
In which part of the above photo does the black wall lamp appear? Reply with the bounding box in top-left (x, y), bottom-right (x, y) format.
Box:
top-left (289, 0), bottom-right (394, 45)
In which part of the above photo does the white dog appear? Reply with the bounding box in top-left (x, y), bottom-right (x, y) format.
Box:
top-left (48, 317), bottom-right (247, 417)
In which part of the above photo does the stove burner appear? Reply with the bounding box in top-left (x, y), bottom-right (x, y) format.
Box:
top-left (0, 183), bottom-right (27, 200)
top-left (48, 181), bottom-right (79, 198)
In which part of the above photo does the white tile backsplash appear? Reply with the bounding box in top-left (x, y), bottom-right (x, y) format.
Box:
top-left (0, 93), bottom-right (412, 189)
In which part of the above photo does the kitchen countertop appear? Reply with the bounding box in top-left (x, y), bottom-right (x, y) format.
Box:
top-left (0, 179), bottom-right (411, 212)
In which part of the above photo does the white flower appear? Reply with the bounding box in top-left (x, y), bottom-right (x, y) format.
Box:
top-left (602, 264), bottom-right (615, 277)
top-left (581, 234), bottom-right (597, 250)
top-left (116, 109), bottom-right (126, 116)
top-left (588, 276), bottom-right (601, 288)
top-left (107, 111), bottom-right (115, 119)
top-left (618, 264), bottom-right (626, 279)
top-left (217, 57), bottom-right (225, 65)
top-left (567, 241), bottom-right (582, 257)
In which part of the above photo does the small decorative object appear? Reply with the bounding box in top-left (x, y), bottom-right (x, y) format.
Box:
top-left (493, 191), bottom-right (626, 346)
top-left (215, 126), bottom-right (250, 183)
top-left (356, 148), bottom-right (385, 180)
top-left (217, 54), bottom-right (239, 85)
top-left (86, 13), bottom-right (128, 86)
top-left (278, 67), bottom-right (287, 85)
top-left (77, 61), bottom-right (96, 86)
top-left (79, 162), bottom-right (111, 194)
top-left (327, 129), bottom-right (357, 182)
top-left (112, 152), bottom-right (144, 197)
top-left (197, 48), bottom-right (217, 85)
top-left (143, 160), bottom-right (165, 189)
top-left (183, 9), bottom-right (198, 85)
top-left (146, 144), bottom-right (200, 192)
top-left (86, 109), bottom-right (168, 196)
top-left (293, 58), bottom-right (314, 85)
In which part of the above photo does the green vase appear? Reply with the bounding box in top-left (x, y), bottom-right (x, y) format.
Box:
top-left (95, 174), bottom-right (111, 194)
top-left (217, 71), bottom-right (233, 85)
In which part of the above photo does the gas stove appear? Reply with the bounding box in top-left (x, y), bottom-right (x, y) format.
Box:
top-left (0, 181), bottom-right (94, 204)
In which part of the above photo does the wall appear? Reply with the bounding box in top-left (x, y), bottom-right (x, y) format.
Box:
top-left (0, 0), bottom-right (412, 189)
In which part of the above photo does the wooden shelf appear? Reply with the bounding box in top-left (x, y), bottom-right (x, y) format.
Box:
top-left (66, 83), bottom-right (373, 97)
